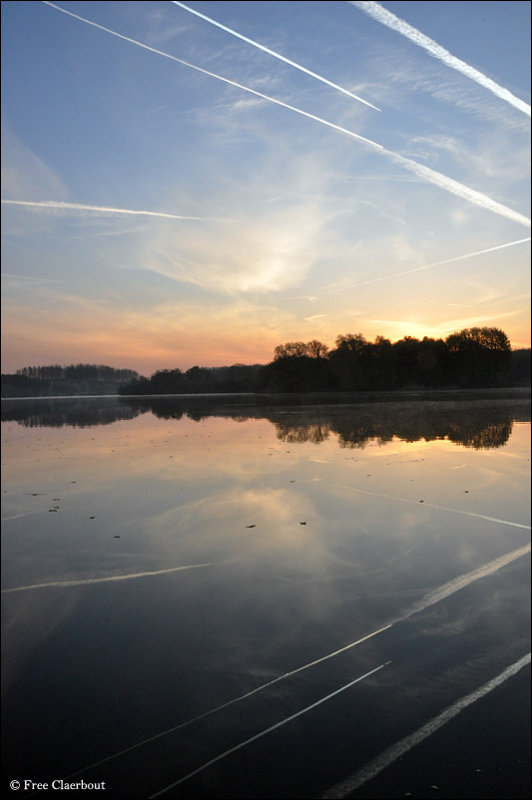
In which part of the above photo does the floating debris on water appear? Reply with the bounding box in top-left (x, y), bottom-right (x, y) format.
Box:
top-left (245, 524), bottom-right (256, 529)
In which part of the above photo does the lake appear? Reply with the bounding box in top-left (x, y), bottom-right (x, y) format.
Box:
top-left (2, 391), bottom-right (530, 799)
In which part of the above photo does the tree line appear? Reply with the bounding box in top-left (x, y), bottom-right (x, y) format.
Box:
top-left (118, 327), bottom-right (530, 395)
top-left (1, 364), bottom-right (140, 397)
top-left (2, 329), bottom-right (529, 397)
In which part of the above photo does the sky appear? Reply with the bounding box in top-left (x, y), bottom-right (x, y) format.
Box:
top-left (1, 1), bottom-right (530, 376)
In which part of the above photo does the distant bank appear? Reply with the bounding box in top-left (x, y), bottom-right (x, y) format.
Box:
top-left (2, 328), bottom-right (530, 398)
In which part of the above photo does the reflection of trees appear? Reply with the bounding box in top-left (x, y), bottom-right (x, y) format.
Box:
top-left (1, 398), bottom-right (142, 428)
top-left (447, 421), bottom-right (513, 450)
top-left (120, 393), bottom-right (530, 450)
top-left (4, 392), bottom-right (529, 450)
top-left (271, 403), bottom-right (523, 450)
top-left (274, 422), bottom-right (330, 444)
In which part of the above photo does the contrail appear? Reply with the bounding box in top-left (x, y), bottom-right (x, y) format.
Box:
top-left (53, 542), bottom-right (529, 782)
top-left (1, 199), bottom-right (212, 222)
top-left (350, 1), bottom-right (531, 117)
top-left (388, 152), bottom-right (530, 228)
top-left (41, 3), bottom-right (379, 149)
top-left (149, 662), bottom-right (391, 797)
top-left (325, 237), bottom-right (532, 292)
top-left (41, 4), bottom-right (530, 227)
top-left (171, 1), bottom-right (380, 111)
top-left (322, 652), bottom-right (531, 798)
top-left (1, 562), bottom-right (214, 593)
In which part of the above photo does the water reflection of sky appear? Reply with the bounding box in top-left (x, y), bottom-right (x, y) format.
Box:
top-left (2, 398), bottom-right (530, 797)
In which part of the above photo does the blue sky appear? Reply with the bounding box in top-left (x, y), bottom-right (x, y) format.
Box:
top-left (1, 1), bottom-right (530, 374)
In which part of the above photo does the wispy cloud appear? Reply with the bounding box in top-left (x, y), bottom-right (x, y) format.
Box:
top-left (171, 1), bottom-right (380, 111)
top-left (42, 3), bottom-right (530, 229)
top-left (1, 128), bottom-right (70, 200)
top-left (1, 199), bottom-right (215, 222)
top-left (148, 202), bottom-right (326, 294)
top-left (350, 1), bottom-right (531, 117)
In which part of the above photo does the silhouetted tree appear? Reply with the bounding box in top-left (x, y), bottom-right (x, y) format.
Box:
top-left (306, 340), bottom-right (329, 359)
top-left (328, 333), bottom-right (368, 390)
top-left (445, 327), bottom-right (511, 386)
top-left (274, 341), bottom-right (309, 359)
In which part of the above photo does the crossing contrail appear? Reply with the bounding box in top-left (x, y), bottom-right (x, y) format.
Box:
top-left (52, 542), bottom-right (529, 784)
top-left (149, 662), bottom-right (391, 797)
top-left (171, 1), bottom-right (380, 111)
top-left (42, 2), bottom-right (530, 228)
top-left (1, 199), bottom-right (213, 221)
top-left (322, 652), bottom-right (532, 798)
top-left (350, 1), bottom-right (531, 117)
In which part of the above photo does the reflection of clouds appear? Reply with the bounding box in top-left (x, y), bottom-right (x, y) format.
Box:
top-left (146, 487), bottom-right (333, 572)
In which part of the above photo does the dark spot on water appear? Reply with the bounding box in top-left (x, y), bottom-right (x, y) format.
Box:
top-left (246, 524), bottom-right (256, 528)
top-left (89, 516), bottom-right (95, 519)
top-left (299, 521), bottom-right (307, 525)
top-left (419, 499), bottom-right (424, 503)
top-left (48, 509), bottom-right (58, 512)
top-left (113, 535), bottom-right (120, 538)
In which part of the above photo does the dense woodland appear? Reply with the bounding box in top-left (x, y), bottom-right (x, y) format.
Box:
top-left (118, 327), bottom-right (530, 395)
top-left (1, 328), bottom-right (530, 397)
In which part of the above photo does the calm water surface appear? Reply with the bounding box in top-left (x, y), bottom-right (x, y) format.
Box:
top-left (2, 394), bottom-right (530, 798)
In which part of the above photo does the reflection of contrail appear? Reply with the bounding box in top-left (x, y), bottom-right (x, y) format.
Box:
top-left (323, 651), bottom-right (532, 798)
top-left (399, 542), bottom-right (531, 618)
top-left (1, 563), bottom-right (214, 593)
top-left (59, 543), bottom-right (529, 782)
top-left (325, 237), bottom-right (532, 292)
top-left (350, 1), bottom-right (531, 117)
top-left (329, 482), bottom-right (531, 530)
top-left (1, 199), bottom-right (212, 222)
top-left (171, 1), bottom-right (380, 111)
top-left (149, 662), bottom-right (391, 798)
top-left (43, 3), bottom-right (530, 227)
top-left (2, 510), bottom-right (50, 522)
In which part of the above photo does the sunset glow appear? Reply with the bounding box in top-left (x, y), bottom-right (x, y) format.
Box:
top-left (2, 1), bottom-right (530, 376)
